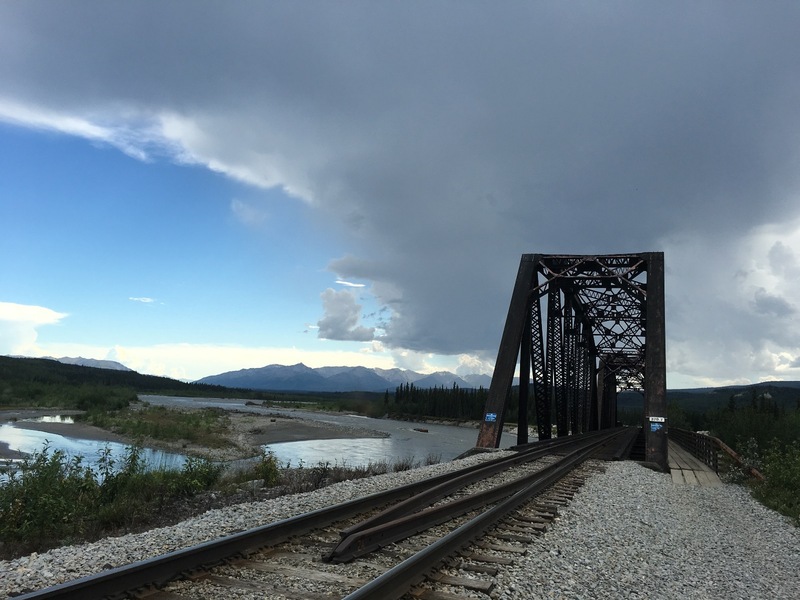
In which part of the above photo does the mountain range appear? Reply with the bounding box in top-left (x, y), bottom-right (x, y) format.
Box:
top-left (23, 357), bottom-right (800, 402)
top-left (48, 356), bottom-right (133, 371)
top-left (196, 363), bottom-right (493, 392)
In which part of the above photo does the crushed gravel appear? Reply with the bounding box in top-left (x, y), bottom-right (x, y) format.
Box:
top-left (494, 461), bottom-right (800, 600)
top-left (1, 456), bottom-right (797, 599)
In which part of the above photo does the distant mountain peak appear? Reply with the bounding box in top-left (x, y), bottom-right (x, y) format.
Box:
top-left (52, 356), bottom-right (133, 371)
top-left (197, 363), bottom-right (491, 393)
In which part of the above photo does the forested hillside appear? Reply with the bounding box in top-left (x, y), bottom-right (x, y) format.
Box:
top-left (0, 356), bottom-right (240, 410)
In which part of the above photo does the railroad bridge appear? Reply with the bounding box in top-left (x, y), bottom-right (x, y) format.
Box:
top-left (477, 252), bottom-right (667, 470)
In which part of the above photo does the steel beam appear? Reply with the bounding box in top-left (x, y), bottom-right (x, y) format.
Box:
top-left (548, 287), bottom-right (568, 437)
top-left (477, 255), bottom-right (539, 448)
top-left (643, 252), bottom-right (668, 470)
top-left (518, 302), bottom-right (531, 445)
top-left (588, 353), bottom-right (599, 431)
top-left (565, 297), bottom-right (577, 434)
top-left (531, 292), bottom-right (550, 440)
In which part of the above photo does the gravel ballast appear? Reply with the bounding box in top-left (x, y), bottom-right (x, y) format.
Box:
top-left (1, 456), bottom-right (797, 599)
top-left (496, 461), bottom-right (800, 600)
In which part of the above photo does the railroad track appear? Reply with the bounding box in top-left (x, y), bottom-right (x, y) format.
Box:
top-left (14, 427), bottom-right (637, 600)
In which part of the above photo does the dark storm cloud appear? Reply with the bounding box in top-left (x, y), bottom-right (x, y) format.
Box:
top-left (2, 2), bottom-right (800, 383)
top-left (752, 288), bottom-right (795, 318)
top-left (768, 241), bottom-right (800, 279)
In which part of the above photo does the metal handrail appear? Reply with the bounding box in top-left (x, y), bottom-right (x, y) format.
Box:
top-left (669, 427), bottom-right (765, 481)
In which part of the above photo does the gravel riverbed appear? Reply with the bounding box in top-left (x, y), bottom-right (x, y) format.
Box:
top-left (1, 456), bottom-right (797, 599)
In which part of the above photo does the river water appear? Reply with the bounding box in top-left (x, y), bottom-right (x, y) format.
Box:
top-left (1, 395), bottom-right (521, 474)
top-left (0, 416), bottom-right (187, 478)
top-left (141, 395), bottom-right (520, 466)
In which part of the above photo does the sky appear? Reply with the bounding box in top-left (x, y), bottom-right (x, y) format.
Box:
top-left (2, 2), bottom-right (800, 388)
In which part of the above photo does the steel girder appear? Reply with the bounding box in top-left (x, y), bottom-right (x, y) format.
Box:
top-left (530, 293), bottom-right (549, 441)
top-left (476, 253), bottom-right (667, 470)
top-left (547, 285), bottom-right (567, 437)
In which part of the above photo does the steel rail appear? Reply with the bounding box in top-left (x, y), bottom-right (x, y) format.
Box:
top-left (7, 464), bottom-right (498, 599)
top-left (610, 427), bottom-right (640, 461)
top-left (338, 429), bottom-right (614, 540)
top-left (13, 497), bottom-right (386, 600)
top-left (341, 429), bottom-right (627, 600)
top-left (509, 427), bottom-right (621, 453)
top-left (329, 428), bottom-right (628, 562)
top-left (13, 433), bottom-right (597, 599)
top-left (15, 430), bottom-right (627, 599)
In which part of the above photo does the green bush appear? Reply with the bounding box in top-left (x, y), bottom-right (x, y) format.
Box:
top-left (0, 444), bottom-right (223, 558)
top-left (0, 445), bottom-right (99, 552)
top-left (81, 406), bottom-right (232, 448)
top-left (751, 440), bottom-right (800, 525)
top-left (180, 457), bottom-right (224, 494)
top-left (254, 451), bottom-right (280, 486)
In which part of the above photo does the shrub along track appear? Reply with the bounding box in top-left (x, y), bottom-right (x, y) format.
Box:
top-left (13, 428), bottom-right (637, 600)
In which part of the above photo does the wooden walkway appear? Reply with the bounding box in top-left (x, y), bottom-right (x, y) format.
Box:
top-left (668, 440), bottom-right (723, 487)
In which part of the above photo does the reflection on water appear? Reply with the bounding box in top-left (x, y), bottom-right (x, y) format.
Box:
top-left (265, 437), bottom-right (436, 469)
top-left (0, 422), bottom-right (187, 478)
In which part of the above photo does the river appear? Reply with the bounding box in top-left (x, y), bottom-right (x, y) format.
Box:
top-left (0, 395), bottom-right (523, 475)
top-left (141, 395), bottom-right (521, 467)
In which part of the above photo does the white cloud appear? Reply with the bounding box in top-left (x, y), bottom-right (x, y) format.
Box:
top-left (0, 98), bottom-right (111, 140)
top-left (662, 217), bottom-right (800, 387)
top-left (0, 98), bottom-right (174, 161)
top-left (0, 301), bottom-right (68, 355)
top-left (0, 301), bottom-right (67, 324)
top-left (19, 339), bottom-right (481, 381)
top-left (390, 349), bottom-right (433, 373)
top-left (230, 198), bottom-right (268, 227)
top-left (23, 341), bottom-right (397, 381)
top-left (317, 288), bottom-right (375, 342)
top-left (336, 280), bottom-right (365, 288)
top-left (455, 354), bottom-right (495, 377)
top-left (129, 297), bottom-right (156, 304)
top-left (158, 112), bottom-right (314, 197)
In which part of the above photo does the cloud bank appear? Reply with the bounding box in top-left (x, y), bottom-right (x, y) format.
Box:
top-left (0, 301), bottom-right (68, 355)
top-left (2, 3), bottom-right (800, 385)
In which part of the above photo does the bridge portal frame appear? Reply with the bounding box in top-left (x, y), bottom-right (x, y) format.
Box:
top-left (476, 252), bottom-right (667, 470)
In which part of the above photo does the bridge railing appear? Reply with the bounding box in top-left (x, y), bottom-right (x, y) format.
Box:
top-left (669, 428), bottom-right (719, 472)
top-left (669, 427), bottom-right (765, 481)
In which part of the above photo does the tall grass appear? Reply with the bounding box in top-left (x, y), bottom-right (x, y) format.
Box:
top-left (0, 444), bottom-right (222, 558)
top-left (81, 405), bottom-right (233, 448)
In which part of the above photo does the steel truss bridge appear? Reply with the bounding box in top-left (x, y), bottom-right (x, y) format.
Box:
top-left (476, 252), bottom-right (668, 469)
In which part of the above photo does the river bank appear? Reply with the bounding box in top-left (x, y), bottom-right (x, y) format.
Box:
top-left (1, 396), bottom-right (525, 466)
top-left (140, 395), bottom-right (522, 462)
top-left (0, 406), bottom-right (389, 462)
